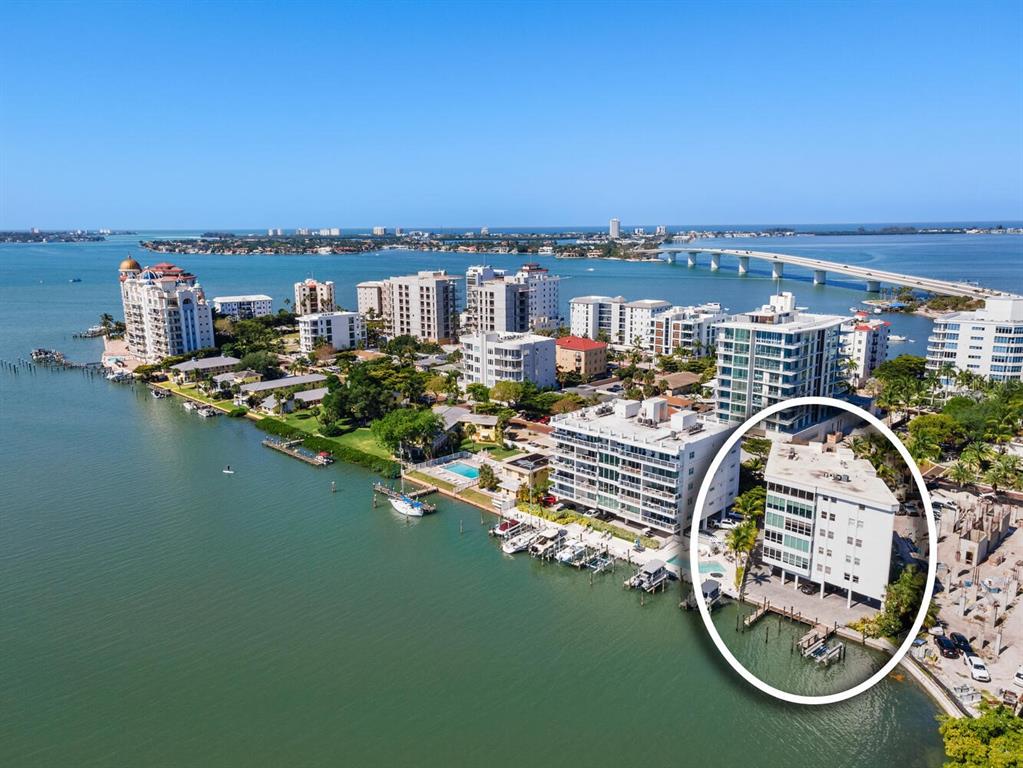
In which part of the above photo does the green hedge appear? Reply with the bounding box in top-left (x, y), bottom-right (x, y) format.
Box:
top-left (256, 418), bottom-right (398, 476)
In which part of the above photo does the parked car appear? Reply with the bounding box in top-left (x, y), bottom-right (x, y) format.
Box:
top-left (949, 632), bottom-right (972, 654)
top-left (1014, 665), bottom-right (1023, 687)
top-left (934, 635), bottom-right (959, 659)
top-left (963, 654), bottom-right (991, 683)
top-left (541, 495), bottom-right (557, 507)
top-left (716, 518), bottom-right (739, 530)
top-left (799, 582), bottom-right (818, 596)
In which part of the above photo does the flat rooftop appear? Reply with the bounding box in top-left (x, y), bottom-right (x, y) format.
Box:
top-left (765, 441), bottom-right (898, 508)
top-left (554, 402), bottom-right (731, 452)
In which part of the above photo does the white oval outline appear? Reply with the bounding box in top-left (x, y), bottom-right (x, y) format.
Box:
top-left (688, 396), bottom-right (937, 705)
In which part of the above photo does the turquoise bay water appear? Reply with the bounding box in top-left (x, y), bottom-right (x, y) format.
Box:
top-left (5, 232), bottom-right (1018, 766)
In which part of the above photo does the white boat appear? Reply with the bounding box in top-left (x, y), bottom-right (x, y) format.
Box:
top-left (502, 529), bottom-right (539, 554)
top-left (555, 541), bottom-right (587, 564)
top-left (390, 495), bottom-right (425, 517)
top-left (223, 466), bottom-right (234, 475)
top-left (889, 334), bottom-right (908, 343)
top-left (182, 401), bottom-right (197, 412)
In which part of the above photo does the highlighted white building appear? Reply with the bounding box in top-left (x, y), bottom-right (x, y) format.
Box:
top-left (118, 259), bottom-right (215, 362)
top-left (609, 218), bottom-right (621, 239)
top-left (551, 398), bottom-right (739, 535)
top-left (356, 271), bottom-right (460, 342)
top-left (714, 293), bottom-right (844, 434)
top-left (926, 296), bottom-right (1023, 382)
top-left (763, 440), bottom-right (898, 606)
top-left (298, 311), bottom-right (366, 353)
top-left (213, 294), bottom-right (274, 319)
top-left (459, 331), bottom-right (557, 389)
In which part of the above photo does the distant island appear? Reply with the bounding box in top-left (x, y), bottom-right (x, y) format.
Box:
top-left (140, 223), bottom-right (1021, 260)
top-left (0, 230), bottom-right (126, 243)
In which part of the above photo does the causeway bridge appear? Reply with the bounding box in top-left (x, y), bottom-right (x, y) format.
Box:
top-left (654, 246), bottom-right (1010, 299)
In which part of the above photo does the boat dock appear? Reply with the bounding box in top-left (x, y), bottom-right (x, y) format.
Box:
top-left (262, 437), bottom-right (334, 466)
top-left (372, 482), bottom-right (437, 512)
top-left (797, 622), bottom-right (837, 654)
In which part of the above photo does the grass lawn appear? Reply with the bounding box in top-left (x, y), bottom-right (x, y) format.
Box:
top-left (163, 382), bottom-right (234, 411)
top-left (335, 428), bottom-right (392, 460)
top-left (406, 471), bottom-right (455, 492)
top-left (458, 488), bottom-right (496, 509)
top-left (279, 411), bottom-right (325, 435)
top-left (460, 440), bottom-right (523, 461)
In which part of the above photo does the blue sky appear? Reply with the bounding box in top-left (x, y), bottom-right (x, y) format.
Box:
top-left (2, 0), bottom-right (1021, 229)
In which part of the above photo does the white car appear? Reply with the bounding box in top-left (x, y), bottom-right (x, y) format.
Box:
top-left (963, 654), bottom-right (991, 683)
top-left (1014, 666), bottom-right (1023, 687)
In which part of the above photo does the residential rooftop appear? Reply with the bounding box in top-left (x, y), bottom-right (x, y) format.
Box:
top-left (170, 355), bottom-right (240, 372)
top-left (553, 397), bottom-right (732, 452)
top-left (239, 373), bottom-right (327, 394)
top-left (765, 440), bottom-right (899, 508)
top-left (555, 335), bottom-right (607, 352)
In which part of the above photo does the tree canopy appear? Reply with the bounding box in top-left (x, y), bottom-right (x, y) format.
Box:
top-left (939, 704), bottom-right (1023, 768)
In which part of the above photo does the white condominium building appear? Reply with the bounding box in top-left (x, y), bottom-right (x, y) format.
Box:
top-left (459, 331), bottom-right (557, 389)
top-left (512, 263), bottom-right (560, 331)
top-left (763, 440), bottom-right (899, 605)
top-left (609, 217), bottom-right (621, 239)
top-left (651, 303), bottom-right (729, 357)
top-left (356, 271), bottom-right (460, 342)
top-left (841, 314), bottom-right (890, 386)
top-left (463, 263), bottom-right (560, 333)
top-left (569, 296), bottom-right (670, 347)
top-left (926, 296), bottom-right (1023, 382)
top-left (294, 279), bottom-right (336, 315)
top-left (356, 280), bottom-right (387, 317)
top-left (118, 258), bottom-right (215, 363)
top-left (715, 292), bottom-right (844, 434)
top-left (212, 294), bottom-right (274, 320)
top-left (551, 398), bottom-right (739, 535)
top-left (298, 311), bottom-right (366, 353)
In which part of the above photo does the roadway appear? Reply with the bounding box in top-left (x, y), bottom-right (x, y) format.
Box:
top-left (654, 246), bottom-right (1014, 299)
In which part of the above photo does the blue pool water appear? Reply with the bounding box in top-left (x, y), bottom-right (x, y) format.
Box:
top-left (447, 462), bottom-right (480, 479)
top-left (699, 561), bottom-right (727, 576)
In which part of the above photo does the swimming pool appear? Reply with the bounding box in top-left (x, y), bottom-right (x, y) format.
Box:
top-left (446, 461), bottom-right (480, 479)
top-left (699, 560), bottom-right (727, 578)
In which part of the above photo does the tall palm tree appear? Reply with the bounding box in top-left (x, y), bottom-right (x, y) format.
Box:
top-left (961, 441), bottom-right (994, 471)
top-left (726, 519), bottom-right (759, 597)
top-left (946, 461), bottom-right (974, 487)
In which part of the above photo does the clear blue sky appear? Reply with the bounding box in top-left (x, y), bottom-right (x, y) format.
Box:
top-left (2, 0), bottom-right (1021, 229)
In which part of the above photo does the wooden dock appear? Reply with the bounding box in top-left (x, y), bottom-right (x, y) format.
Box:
top-left (262, 438), bottom-right (333, 466)
top-left (372, 482), bottom-right (437, 513)
top-left (798, 622), bottom-right (836, 654)
top-left (744, 603), bottom-right (770, 627)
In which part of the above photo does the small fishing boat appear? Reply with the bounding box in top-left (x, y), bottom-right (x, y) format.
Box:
top-left (151, 388), bottom-right (171, 399)
top-left (389, 495), bottom-right (425, 517)
top-left (197, 407), bottom-right (218, 418)
top-left (223, 466), bottom-right (234, 474)
top-left (889, 334), bottom-right (907, 343)
top-left (69, 277), bottom-right (82, 283)
top-left (182, 401), bottom-right (197, 412)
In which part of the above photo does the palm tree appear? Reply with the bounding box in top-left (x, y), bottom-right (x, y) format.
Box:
top-left (907, 431), bottom-right (941, 464)
top-left (961, 441), bottom-right (994, 471)
top-left (946, 461), bottom-right (974, 487)
top-left (726, 520), bottom-right (759, 596)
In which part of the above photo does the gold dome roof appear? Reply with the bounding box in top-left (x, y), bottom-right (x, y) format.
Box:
top-left (119, 257), bottom-right (141, 271)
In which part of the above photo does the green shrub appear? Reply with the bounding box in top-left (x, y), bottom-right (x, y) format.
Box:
top-left (228, 407), bottom-right (248, 418)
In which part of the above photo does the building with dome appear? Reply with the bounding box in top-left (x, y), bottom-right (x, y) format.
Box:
top-left (118, 259), bottom-right (215, 362)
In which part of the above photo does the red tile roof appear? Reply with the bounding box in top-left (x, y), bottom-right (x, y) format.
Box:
top-left (556, 335), bottom-right (607, 352)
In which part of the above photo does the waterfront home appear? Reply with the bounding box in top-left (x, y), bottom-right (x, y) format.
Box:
top-left (432, 404), bottom-right (500, 442)
top-left (233, 373), bottom-right (328, 406)
top-left (655, 371), bottom-right (702, 395)
top-left (209, 368), bottom-right (261, 392)
top-left (170, 355), bottom-right (241, 383)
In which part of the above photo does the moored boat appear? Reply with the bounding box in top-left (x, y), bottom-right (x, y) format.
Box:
top-left (502, 529), bottom-right (539, 555)
top-left (390, 495), bottom-right (425, 517)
